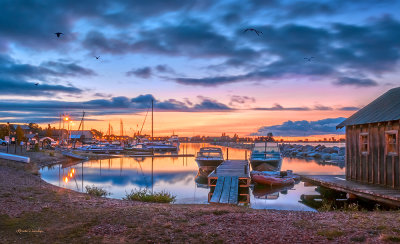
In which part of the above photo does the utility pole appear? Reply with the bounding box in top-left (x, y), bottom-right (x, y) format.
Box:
top-left (151, 99), bottom-right (154, 140)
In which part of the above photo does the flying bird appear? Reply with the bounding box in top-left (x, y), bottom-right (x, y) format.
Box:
top-left (95, 56), bottom-right (100, 60)
top-left (54, 32), bottom-right (64, 38)
top-left (243, 28), bottom-right (263, 36)
top-left (34, 83), bottom-right (39, 86)
top-left (304, 57), bottom-right (315, 62)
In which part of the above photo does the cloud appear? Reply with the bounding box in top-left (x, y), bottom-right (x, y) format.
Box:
top-left (229, 95), bottom-right (256, 106)
top-left (0, 94), bottom-right (232, 123)
top-left (313, 105), bottom-right (333, 111)
top-left (126, 67), bottom-right (152, 78)
top-left (251, 117), bottom-right (346, 137)
top-left (155, 65), bottom-right (175, 74)
top-left (0, 0), bottom-right (215, 51)
top-left (171, 16), bottom-right (400, 87)
top-left (126, 65), bottom-right (176, 79)
top-left (334, 77), bottom-right (378, 87)
top-left (0, 54), bottom-right (95, 96)
top-left (254, 104), bottom-right (310, 111)
top-left (82, 20), bottom-right (260, 61)
top-left (193, 96), bottom-right (232, 111)
top-left (338, 106), bottom-right (360, 111)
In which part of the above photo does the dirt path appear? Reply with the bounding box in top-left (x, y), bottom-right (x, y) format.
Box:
top-left (1, 154), bottom-right (400, 243)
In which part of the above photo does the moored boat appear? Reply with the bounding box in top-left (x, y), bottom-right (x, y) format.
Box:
top-left (195, 147), bottom-right (224, 167)
top-left (251, 170), bottom-right (299, 187)
top-left (124, 143), bottom-right (153, 153)
top-left (250, 142), bottom-right (282, 171)
top-left (145, 141), bottom-right (178, 152)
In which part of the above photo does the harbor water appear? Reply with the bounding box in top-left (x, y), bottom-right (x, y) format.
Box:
top-left (40, 143), bottom-right (345, 211)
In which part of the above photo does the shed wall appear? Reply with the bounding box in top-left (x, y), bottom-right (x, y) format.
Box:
top-left (346, 120), bottom-right (400, 188)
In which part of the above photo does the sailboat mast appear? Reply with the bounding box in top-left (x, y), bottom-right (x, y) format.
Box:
top-left (151, 99), bottom-right (154, 140)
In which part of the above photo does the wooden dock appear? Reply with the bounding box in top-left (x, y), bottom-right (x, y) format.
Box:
top-left (208, 160), bottom-right (250, 204)
top-left (302, 175), bottom-right (400, 207)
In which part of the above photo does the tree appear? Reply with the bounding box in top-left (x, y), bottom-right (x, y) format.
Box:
top-left (91, 129), bottom-right (103, 139)
top-left (45, 124), bottom-right (52, 137)
top-left (16, 125), bottom-right (25, 143)
top-left (28, 123), bottom-right (41, 134)
top-left (0, 126), bottom-right (10, 139)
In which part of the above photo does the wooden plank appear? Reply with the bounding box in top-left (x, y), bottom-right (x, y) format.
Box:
top-left (0, 152), bottom-right (30, 163)
top-left (219, 176), bottom-right (233, 204)
top-left (302, 175), bottom-right (400, 207)
top-left (210, 177), bottom-right (225, 203)
top-left (378, 123), bottom-right (381, 184)
top-left (228, 176), bottom-right (239, 204)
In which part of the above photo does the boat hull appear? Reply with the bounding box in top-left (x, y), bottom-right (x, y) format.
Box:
top-left (252, 174), bottom-right (294, 187)
top-left (195, 159), bottom-right (224, 167)
top-left (250, 159), bottom-right (281, 171)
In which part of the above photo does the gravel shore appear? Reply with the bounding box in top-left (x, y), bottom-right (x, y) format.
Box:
top-left (1, 152), bottom-right (400, 243)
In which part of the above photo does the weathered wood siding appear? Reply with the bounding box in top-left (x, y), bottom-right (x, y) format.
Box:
top-left (346, 120), bottom-right (400, 188)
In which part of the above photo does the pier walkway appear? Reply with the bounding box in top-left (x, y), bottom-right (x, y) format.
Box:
top-left (208, 160), bottom-right (250, 204)
top-left (302, 175), bottom-right (400, 207)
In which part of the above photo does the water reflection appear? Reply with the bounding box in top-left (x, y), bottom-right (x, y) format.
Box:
top-left (40, 143), bottom-right (345, 210)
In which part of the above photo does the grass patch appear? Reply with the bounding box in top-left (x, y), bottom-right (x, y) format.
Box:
top-left (381, 234), bottom-right (400, 242)
top-left (317, 229), bottom-right (344, 240)
top-left (350, 235), bottom-right (366, 242)
top-left (85, 185), bottom-right (110, 197)
top-left (124, 189), bottom-right (175, 203)
top-left (212, 210), bottom-right (229, 216)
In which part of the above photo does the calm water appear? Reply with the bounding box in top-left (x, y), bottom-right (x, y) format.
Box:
top-left (40, 143), bottom-right (345, 211)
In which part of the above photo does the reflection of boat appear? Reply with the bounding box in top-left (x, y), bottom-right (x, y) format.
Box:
top-left (124, 143), bottom-right (153, 153)
top-left (197, 166), bottom-right (215, 178)
top-left (169, 135), bottom-right (180, 148)
top-left (252, 184), bottom-right (294, 199)
top-left (251, 171), bottom-right (297, 187)
top-left (77, 144), bottom-right (124, 154)
top-left (195, 169), bottom-right (209, 188)
top-left (250, 142), bottom-right (282, 171)
top-left (145, 141), bottom-right (178, 152)
top-left (195, 147), bottom-right (224, 167)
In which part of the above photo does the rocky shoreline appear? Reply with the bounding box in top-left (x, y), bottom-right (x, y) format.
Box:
top-left (281, 144), bottom-right (345, 164)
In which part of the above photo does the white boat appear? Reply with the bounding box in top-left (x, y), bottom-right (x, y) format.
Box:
top-left (250, 142), bottom-right (282, 171)
top-left (77, 143), bottom-right (123, 154)
top-left (144, 141), bottom-right (178, 152)
top-left (195, 147), bottom-right (224, 167)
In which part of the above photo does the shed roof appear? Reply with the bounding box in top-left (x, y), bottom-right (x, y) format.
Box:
top-left (337, 87), bottom-right (400, 129)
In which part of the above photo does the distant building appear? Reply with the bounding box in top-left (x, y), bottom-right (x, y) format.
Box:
top-left (51, 129), bottom-right (68, 140)
top-left (70, 130), bottom-right (95, 143)
top-left (337, 87), bottom-right (400, 188)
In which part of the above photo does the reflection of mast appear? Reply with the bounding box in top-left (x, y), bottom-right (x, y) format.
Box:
top-left (120, 158), bottom-right (123, 176)
top-left (151, 157), bottom-right (154, 193)
top-left (151, 99), bottom-right (154, 139)
top-left (120, 119), bottom-right (123, 137)
top-left (81, 162), bottom-right (84, 192)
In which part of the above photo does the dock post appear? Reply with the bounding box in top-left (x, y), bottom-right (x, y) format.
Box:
top-left (226, 148), bottom-right (229, 160)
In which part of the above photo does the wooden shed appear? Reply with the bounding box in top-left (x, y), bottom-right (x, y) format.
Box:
top-left (337, 87), bottom-right (400, 188)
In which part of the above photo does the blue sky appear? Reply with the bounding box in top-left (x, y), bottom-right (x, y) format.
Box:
top-left (0, 0), bottom-right (399, 136)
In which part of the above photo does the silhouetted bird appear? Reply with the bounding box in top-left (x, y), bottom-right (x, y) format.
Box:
top-left (34, 83), bottom-right (39, 86)
top-left (95, 56), bottom-right (100, 60)
top-left (304, 57), bottom-right (315, 62)
top-left (54, 32), bottom-right (64, 38)
top-left (243, 28), bottom-right (263, 36)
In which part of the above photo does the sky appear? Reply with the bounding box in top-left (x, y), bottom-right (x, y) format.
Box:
top-left (0, 0), bottom-right (399, 138)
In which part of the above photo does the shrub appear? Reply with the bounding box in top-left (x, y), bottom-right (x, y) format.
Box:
top-left (85, 185), bottom-right (110, 197)
top-left (124, 188), bottom-right (176, 203)
top-left (34, 144), bottom-right (40, 152)
top-left (317, 229), bottom-right (344, 240)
